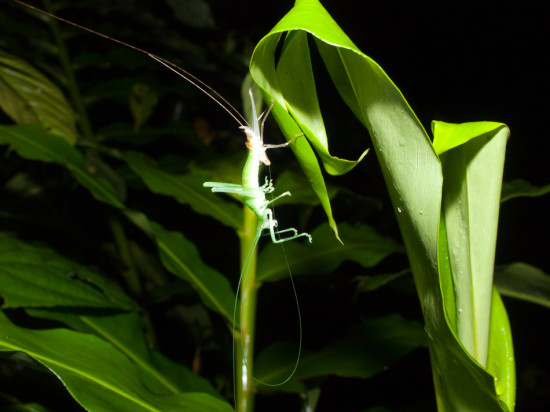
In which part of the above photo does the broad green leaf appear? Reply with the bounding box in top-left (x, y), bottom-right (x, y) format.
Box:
top-left (0, 311), bottom-right (233, 412)
top-left (251, 1), bottom-right (514, 410)
top-left (151, 222), bottom-right (236, 325)
top-left (26, 309), bottom-right (219, 397)
top-left (0, 234), bottom-right (134, 310)
top-left (438, 121), bottom-right (508, 365)
top-left (0, 50), bottom-right (77, 145)
top-left (254, 314), bottom-right (424, 385)
top-left (494, 263), bottom-right (550, 308)
top-left (90, 212), bottom-right (229, 324)
top-left (0, 124), bottom-right (124, 207)
top-left (257, 222), bottom-right (402, 282)
top-left (500, 179), bottom-right (550, 202)
top-left (0, 126), bottom-right (234, 322)
top-left (122, 151), bottom-right (242, 230)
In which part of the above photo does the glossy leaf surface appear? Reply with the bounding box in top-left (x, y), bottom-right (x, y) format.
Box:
top-left (0, 311), bottom-right (233, 412)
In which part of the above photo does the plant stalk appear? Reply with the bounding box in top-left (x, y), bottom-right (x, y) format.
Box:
top-left (236, 206), bottom-right (259, 412)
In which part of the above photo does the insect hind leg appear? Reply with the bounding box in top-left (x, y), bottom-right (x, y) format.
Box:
top-left (264, 209), bottom-right (312, 244)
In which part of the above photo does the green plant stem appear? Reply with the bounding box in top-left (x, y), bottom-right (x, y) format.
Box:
top-left (42, 0), bottom-right (94, 140)
top-left (236, 206), bottom-right (259, 412)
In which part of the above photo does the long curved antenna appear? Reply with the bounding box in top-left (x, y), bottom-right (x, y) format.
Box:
top-left (14, 0), bottom-right (249, 128)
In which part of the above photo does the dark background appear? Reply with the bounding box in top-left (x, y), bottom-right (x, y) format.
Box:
top-left (1, 1), bottom-right (548, 411)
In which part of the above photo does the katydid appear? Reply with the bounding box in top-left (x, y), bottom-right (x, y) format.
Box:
top-left (204, 89), bottom-right (312, 245)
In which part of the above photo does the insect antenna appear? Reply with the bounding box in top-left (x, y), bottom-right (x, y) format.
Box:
top-left (14, 0), bottom-right (249, 128)
top-left (147, 55), bottom-right (247, 127)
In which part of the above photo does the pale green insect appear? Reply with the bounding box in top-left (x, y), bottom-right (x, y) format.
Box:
top-left (203, 89), bottom-right (310, 390)
top-left (204, 89), bottom-right (312, 245)
top-left (201, 87), bottom-right (311, 391)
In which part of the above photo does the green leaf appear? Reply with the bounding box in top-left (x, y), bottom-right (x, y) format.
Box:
top-left (26, 309), bottom-right (220, 397)
top-left (254, 314), bottom-right (424, 385)
top-left (0, 126), bottom-right (234, 322)
top-left (0, 49), bottom-right (77, 145)
top-left (251, 7), bottom-right (374, 241)
top-left (251, 1), bottom-right (514, 409)
top-left (122, 151), bottom-right (242, 230)
top-left (494, 263), bottom-right (550, 308)
top-left (0, 234), bottom-right (134, 310)
top-left (0, 124), bottom-right (124, 207)
top-left (257, 222), bottom-right (402, 282)
top-left (151, 222), bottom-right (236, 325)
top-left (122, 215), bottom-right (238, 322)
top-left (500, 179), bottom-right (550, 202)
top-left (0, 311), bottom-right (233, 412)
top-left (438, 121), bottom-right (509, 365)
